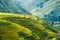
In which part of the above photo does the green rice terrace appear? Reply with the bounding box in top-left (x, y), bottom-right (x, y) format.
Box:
top-left (0, 12), bottom-right (60, 40)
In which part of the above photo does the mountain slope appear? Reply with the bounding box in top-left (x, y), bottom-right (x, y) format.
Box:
top-left (0, 0), bottom-right (30, 14)
top-left (0, 12), bottom-right (60, 40)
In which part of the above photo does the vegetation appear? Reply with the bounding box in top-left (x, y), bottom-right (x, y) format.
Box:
top-left (0, 13), bottom-right (60, 40)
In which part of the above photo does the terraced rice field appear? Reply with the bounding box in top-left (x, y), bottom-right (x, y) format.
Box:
top-left (0, 12), bottom-right (60, 40)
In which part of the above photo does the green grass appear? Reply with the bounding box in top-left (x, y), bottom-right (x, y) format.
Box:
top-left (0, 13), bottom-right (60, 40)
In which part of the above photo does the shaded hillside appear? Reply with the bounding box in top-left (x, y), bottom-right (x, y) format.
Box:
top-left (0, 13), bottom-right (60, 40)
top-left (0, 0), bottom-right (30, 14)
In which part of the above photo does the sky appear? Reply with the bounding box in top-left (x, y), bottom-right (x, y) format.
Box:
top-left (13, 0), bottom-right (60, 17)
